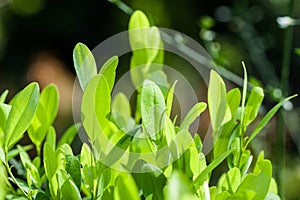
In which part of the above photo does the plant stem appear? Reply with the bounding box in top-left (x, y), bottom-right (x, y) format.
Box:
top-left (277, 0), bottom-right (295, 197)
top-left (5, 162), bottom-right (29, 198)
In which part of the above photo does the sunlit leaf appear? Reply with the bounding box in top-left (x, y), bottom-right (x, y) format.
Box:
top-left (114, 173), bottom-right (139, 200)
top-left (208, 70), bottom-right (227, 131)
top-left (141, 80), bottom-right (166, 140)
top-left (66, 155), bottom-right (81, 190)
top-left (73, 43), bottom-right (97, 91)
top-left (235, 160), bottom-right (272, 199)
top-left (244, 87), bottom-right (264, 126)
top-left (5, 83), bottom-right (39, 150)
top-left (28, 84), bottom-right (59, 147)
top-left (164, 171), bottom-right (198, 200)
top-left (179, 102), bottom-right (206, 132)
top-left (0, 90), bottom-right (9, 104)
top-left (245, 94), bottom-right (297, 147)
top-left (99, 56), bottom-right (118, 93)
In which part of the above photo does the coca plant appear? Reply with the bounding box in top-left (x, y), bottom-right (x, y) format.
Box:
top-left (0, 10), bottom-right (296, 200)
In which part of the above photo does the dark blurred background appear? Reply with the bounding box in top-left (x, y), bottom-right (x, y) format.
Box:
top-left (0, 0), bottom-right (299, 199)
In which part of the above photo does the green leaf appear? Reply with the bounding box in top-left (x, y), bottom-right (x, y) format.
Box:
top-left (245, 94), bottom-right (297, 148)
top-left (81, 74), bottom-right (111, 144)
top-left (17, 146), bottom-right (41, 188)
top-left (73, 43), bottom-right (97, 91)
top-left (253, 151), bottom-right (264, 174)
top-left (66, 155), bottom-right (81, 190)
top-left (57, 123), bottom-right (80, 148)
top-left (194, 149), bottom-right (233, 185)
top-left (194, 134), bottom-right (203, 153)
top-left (265, 192), bottom-right (280, 200)
top-left (184, 147), bottom-right (202, 180)
top-left (0, 103), bottom-right (11, 146)
top-left (60, 179), bottom-right (82, 200)
top-left (163, 117), bottom-right (176, 146)
top-left (226, 88), bottom-right (241, 117)
top-left (0, 90), bottom-right (9, 103)
top-left (35, 191), bottom-right (50, 200)
top-left (141, 80), bottom-right (166, 140)
top-left (235, 160), bottom-right (272, 199)
top-left (244, 87), bottom-right (264, 126)
top-left (166, 81), bottom-right (177, 117)
top-left (0, 147), bottom-right (5, 163)
top-left (218, 167), bottom-right (241, 194)
top-left (164, 171), bottom-right (198, 200)
top-left (268, 178), bottom-right (278, 194)
top-left (7, 144), bottom-right (33, 161)
top-left (0, 163), bottom-right (7, 200)
top-left (28, 84), bottom-right (59, 147)
top-left (208, 70), bottom-right (227, 131)
top-left (129, 10), bottom-right (150, 30)
top-left (80, 143), bottom-right (101, 196)
top-left (179, 102), bottom-right (207, 132)
top-left (43, 142), bottom-right (57, 179)
top-left (114, 173), bottom-right (139, 200)
top-left (104, 125), bottom-right (140, 166)
top-left (99, 56), bottom-right (118, 93)
top-left (216, 191), bottom-right (231, 200)
top-left (5, 82), bottom-right (39, 150)
top-left (129, 10), bottom-right (164, 88)
top-left (132, 163), bottom-right (166, 200)
top-left (46, 126), bottom-right (56, 151)
top-left (111, 93), bottom-right (134, 132)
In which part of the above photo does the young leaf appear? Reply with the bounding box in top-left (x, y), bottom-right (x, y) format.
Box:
top-left (28, 84), bottom-right (59, 147)
top-left (99, 56), bottom-right (118, 93)
top-left (141, 80), bottom-right (166, 140)
top-left (7, 144), bottom-right (33, 161)
top-left (129, 10), bottom-right (150, 50)
top-left (217, 167), bottom-right (241, 194)
top-left (0, 103), bottom-right (11, 147)
top-left (245, 94), bottom-right (297, 148)
top-left (208, 70), bottom-right (227, 131)
top-left (114, 173), bottom-right (139, 200)
top-left (0, 162), bottom-right (7, 200)
top-left (244, 87), bottom-right (264, 126)
top-left (235, 160), bottom-right (272, 199)
top-left (111, 93), bottom-right (134, 132)
top-left (80, 143), bottom-right (97, 195)
top-left (65, 155), bottom-right (81, 190)
top-left (193, 149), bottom-right (234, 185)
top-left (81, 74), bottom-right (111, 143)
top-left (5, 82), bottom-right (39, 150)
top-left (133, 163), bottom-right (166, 200)
top-left (35, 191), bottom-right (50, 200)
top-left (166, 80), bottom-right (177, 117)
top-left (60, 178), bottom-right (82, 200)
top-left (46, 126), bottom-right (56, 151)
top-left (43, 142), bottom-right (58, 179)
top-left (0, 148), bottom-right (5, 164)
top-left (226, 88), bottom-right (241, 116)
top-left (164, 171), bottom-right (198, 200)
top-left (73, 43), bottom-right (97, 91)
top-left (128, 10), bottom-right (164, 88)
top-left (0, 90), bottom-right (9, 103)
top-left (179, 102), bottom-right (207, 132)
